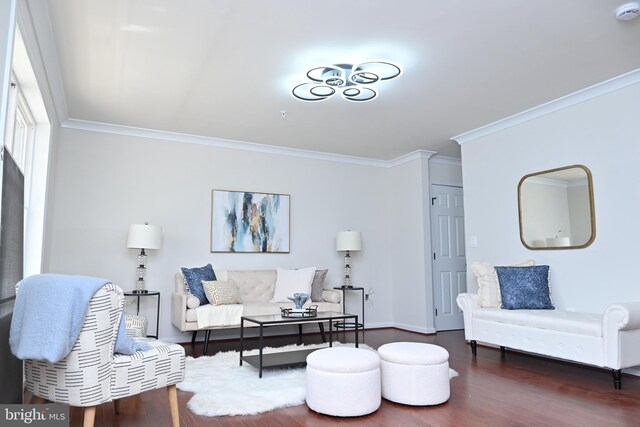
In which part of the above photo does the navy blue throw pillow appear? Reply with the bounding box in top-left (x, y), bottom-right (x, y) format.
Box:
top-left (181, 264), bottom-right (216, 305)
top-left (495, 265), bottom-right (554, 310)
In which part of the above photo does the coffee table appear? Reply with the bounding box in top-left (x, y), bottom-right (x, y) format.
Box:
top-left (239, 311), bottom-right (359, 378)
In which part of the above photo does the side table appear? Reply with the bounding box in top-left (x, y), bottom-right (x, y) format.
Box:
top-left (333, 286), bottom-right (365, 329)
top-left (124, 290), bottom-right (160, 339)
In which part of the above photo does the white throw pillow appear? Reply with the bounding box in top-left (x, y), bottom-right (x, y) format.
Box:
top-left (471, 260), bottom-right (535, 308)
top-left (321, 289), bottom-right (341, 303)
top-left (271, 267), bottom-right (316, 303)
top-left (186, 295), bottom-right (201, 309)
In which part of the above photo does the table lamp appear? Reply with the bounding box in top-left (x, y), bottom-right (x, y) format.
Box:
top-left (127, 222), bottom-right (162, 293)
top-left (336, 231), bottom-right (362, 287)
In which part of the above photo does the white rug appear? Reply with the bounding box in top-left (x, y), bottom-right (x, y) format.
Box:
top-left (177, 342), bottom-right (458, 417)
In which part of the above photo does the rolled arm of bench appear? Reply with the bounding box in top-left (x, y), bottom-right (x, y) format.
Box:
top-left (603, 302), bottom-right (640, 369)
top-left (604, 302), bottom-right (640, 331)
top-left (456, 293), bottom-right (479, 341)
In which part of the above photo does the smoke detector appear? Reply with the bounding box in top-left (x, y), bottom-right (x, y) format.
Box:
top-left (616, 2), bottom-right (640, 21)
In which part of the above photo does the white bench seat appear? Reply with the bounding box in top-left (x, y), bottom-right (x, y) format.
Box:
top-left (457, 293), bottom-right (640, 389)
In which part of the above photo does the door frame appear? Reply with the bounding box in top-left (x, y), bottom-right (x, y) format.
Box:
top-left (430, 183), bottom-right (466, 331)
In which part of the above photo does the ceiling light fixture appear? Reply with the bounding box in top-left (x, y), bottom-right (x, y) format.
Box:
top-left (616, 2), bottom-right (640, 20)
top-left (292, 61), bottom-right (401, 102)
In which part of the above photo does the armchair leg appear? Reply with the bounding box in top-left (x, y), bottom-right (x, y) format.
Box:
top-left (613, 369), bottom-right (622, 389)
top-left (168, 384), bottom-right (180, 427)
top-left (33, 396), bottom-right (46, 404)
top-left (113, 399), bottom-right (120, 414)
top-left (470, 340), bottom-right (477, 356)
top-left (83, 406), bottom-right (96, 427)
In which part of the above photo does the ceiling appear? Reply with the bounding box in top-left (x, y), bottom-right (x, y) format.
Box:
top-left (31, 0), bottom-right (640, 160)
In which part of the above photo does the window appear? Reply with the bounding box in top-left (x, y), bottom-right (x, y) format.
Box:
top-left (4, 75), bottom-right (34, 174)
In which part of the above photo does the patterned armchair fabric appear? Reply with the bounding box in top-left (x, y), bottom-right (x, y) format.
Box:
top-left (125, 314), bottom-right (148, 337)
top-left (24, 284), bottom-right (185, 427)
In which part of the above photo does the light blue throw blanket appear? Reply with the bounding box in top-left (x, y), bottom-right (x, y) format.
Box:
top-left (10, 274), bottom-right (150, 363)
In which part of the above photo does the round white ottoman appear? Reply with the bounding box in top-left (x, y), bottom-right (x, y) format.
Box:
top-left (306, 347), bottom-right (381, 417)
top-left (378, 342), bottom-right (450, 406)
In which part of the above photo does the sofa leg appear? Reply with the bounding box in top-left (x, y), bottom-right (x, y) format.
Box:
top-left (318, 322), bottom-right (326, 342)
top-left (470, 340), bottom-right (477, 356)
top-left (191, 331), bottom-right (198, 344)
top-left (500, 346), bottom-right (506, 354)
top-left (613, 369), bottom-right (622, 389)
top-left (203, 330), bottom-right (211, 355)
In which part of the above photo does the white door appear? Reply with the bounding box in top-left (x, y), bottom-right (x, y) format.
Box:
top-left (431, 185), bottom-right (466, 331)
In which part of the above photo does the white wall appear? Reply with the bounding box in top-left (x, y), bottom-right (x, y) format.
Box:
top-left (429, 157), bottom-right (463, 187)
top-left (387, 156), bottom-right (433, 332)
top-left (46, 127), bottom-right (401, 342)
top-left (459, 79), bottom-right (640, 311)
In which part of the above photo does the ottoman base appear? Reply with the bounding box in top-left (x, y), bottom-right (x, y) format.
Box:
top-left (306, 347), bottom-right (381, 417)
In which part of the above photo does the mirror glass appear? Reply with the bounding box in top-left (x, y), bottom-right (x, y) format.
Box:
top-left (518, 165), bottom-right (595, 250)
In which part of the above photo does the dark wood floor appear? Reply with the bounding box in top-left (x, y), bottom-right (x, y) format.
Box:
top-left (35, 328), bottom-right (640, 426)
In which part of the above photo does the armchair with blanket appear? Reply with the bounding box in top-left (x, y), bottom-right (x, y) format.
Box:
top-left (10, 274), bottom-right (185, 427)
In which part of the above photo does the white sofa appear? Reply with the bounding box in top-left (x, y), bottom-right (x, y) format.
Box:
top-left (456, 293), bottom-right (640, 388)
top-left (171, 269), bottom-right (342, 354)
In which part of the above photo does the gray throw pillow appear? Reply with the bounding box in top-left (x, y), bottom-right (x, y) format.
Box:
top-left (310, 269), bottom-right (328, 302)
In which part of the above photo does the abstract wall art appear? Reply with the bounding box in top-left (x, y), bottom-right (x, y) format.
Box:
top-left (211, 190), bottom-right (290, 253)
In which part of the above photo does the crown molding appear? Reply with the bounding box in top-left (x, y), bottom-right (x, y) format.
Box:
top-left (430, 155), bottom-right (461, 166)
top-left (63, 118), bottom-right (434, 168)
top-left (452, 68), bottom-right (640, 145)
top-left (387, 149), bottom-right (436, 168)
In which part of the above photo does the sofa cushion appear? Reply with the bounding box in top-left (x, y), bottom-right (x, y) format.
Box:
top-left (227, 270), bottom-right (276, 303)
top-left (271, 267), bottom-right (316, 303)
top-left (202, 280), bottom-right (242, 305)
top-left (186, 307), bottom-right (198, 323)
top-left (496, 265), bottom-right (554, 310)
top-left (181, 264), bottom-right (216, 305)
top-left (471, 260), bottom-right (535, 308)
top-left (311, 269), bottom-right (328, 302)
top-left (473, 307), bottom-right (603, 337)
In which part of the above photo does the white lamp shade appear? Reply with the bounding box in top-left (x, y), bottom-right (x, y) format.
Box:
top-left (336, 231), bottom-right (362, 252)
top-left (127, 224), bottom-right (162, 250)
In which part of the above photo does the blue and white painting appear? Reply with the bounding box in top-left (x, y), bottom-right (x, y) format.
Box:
top-left (211, 190), bottom-right (290, 253)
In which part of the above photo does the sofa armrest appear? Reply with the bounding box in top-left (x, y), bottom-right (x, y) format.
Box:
top-left (456, 293), bottom-right (479, 341)
top-left (171, 292), bottom-right (188, 332)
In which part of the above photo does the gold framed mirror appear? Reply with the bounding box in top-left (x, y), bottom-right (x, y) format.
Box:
top-left (518, 165), bottom-right (595, 250)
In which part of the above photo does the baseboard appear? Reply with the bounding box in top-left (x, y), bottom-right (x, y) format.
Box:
top-left (392, 322), bottom-right (436, 335)
top-left (623, 368), bottom-right (640, 378)
top-left (363, 322), bottom-right (393, 329)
